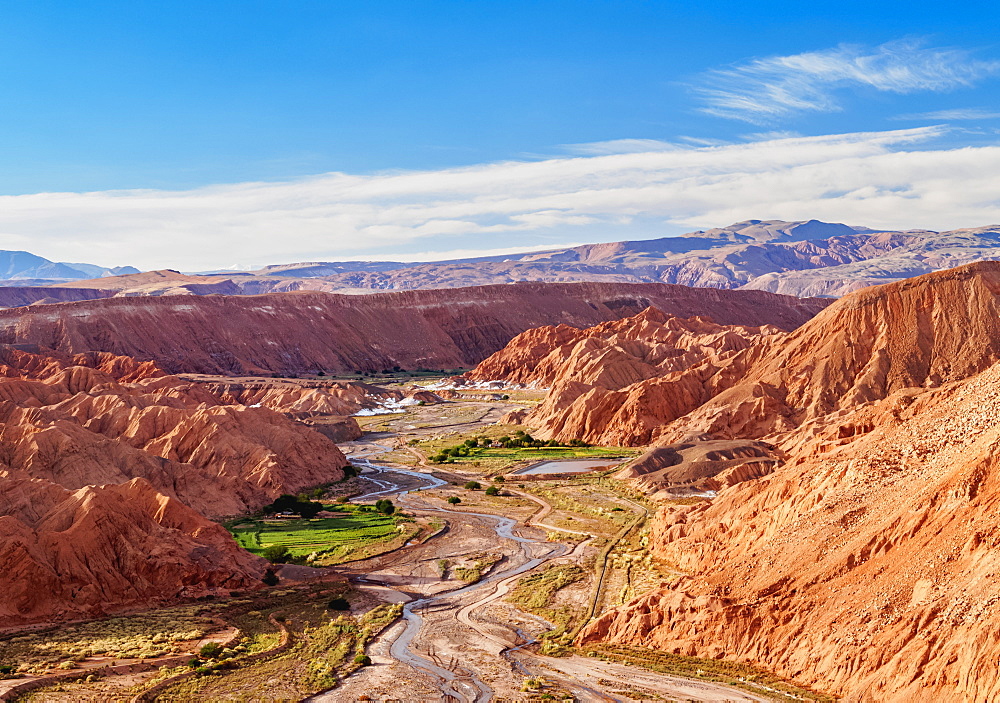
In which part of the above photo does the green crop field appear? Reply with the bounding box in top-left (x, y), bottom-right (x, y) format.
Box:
top-left (227, 505), bottom-right (407, 564)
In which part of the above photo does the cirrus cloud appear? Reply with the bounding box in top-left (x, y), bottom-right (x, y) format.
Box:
top-left (695, 39), bottom-right (1000, 123)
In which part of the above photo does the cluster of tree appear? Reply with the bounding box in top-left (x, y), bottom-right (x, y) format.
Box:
top-left (429, 430), bottom-right (590, 463)
top-left (263, 493), bottom-right (323, 518)
top-left (374, 498), bottom-right (396, 515)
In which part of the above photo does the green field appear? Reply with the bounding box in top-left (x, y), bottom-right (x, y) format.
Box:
top-left (228, 505), bottom-right (407, 564)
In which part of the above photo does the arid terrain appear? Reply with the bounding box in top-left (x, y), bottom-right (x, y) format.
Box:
top-left (0, 281), bottom-right (825, 375)
top-left (467, 260), bottom-right (1000, 701)
top-left (6, 260), bottom-right (1000, 701)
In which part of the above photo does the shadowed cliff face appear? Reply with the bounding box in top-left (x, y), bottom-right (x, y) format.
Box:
top-left (0, 347), bottom-right (353, 627)
top-left (470, 262), bottom-right (1000, 700)
top-left (0, 282), bottom-right (829, 375)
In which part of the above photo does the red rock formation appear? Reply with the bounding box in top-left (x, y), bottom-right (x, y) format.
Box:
top-left (202, 379), bottom-right (418, 417)
top-left (0, 282), bottom-right (829, 375)
top-left (580, 360), bottom-right (1000, 701)
top-left (563, 262), bottom-right (1000, 700)
top-left (479, 262), bottom-right (1000, 449)
top-left (0, 346), bottom-right (352, 627)
top-left (0, 286), bottom-right (116, 309)
top-left (466, 307), bottom-right (778, 445)
top-left (0, 347), bottom-right (348, 517)
top-left (0, 476), bottom-right (266, 627)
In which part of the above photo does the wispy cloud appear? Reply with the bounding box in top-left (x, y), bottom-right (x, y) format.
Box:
top-left (893, 107), bottom-right (1000, 121)
top-left (696, 40), bottom-right (1000, 123)
top-left (2, 126), bottom-right (1000, 271)
top-left (559, 139), bottom-right (680, 155)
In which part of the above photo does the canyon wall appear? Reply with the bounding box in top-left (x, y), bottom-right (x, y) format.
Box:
top-left (0, 282), bottom-right (829, 375)
top-left (471, 262), bottom-right (1000, 700)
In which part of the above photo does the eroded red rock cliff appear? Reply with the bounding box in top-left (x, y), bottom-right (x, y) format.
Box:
top-left (474, 261), bottom-right (1000, 700)
top-left (0, 347), bottom-right (351, 626)
top-left (0, 282), bottom-right (829, 375)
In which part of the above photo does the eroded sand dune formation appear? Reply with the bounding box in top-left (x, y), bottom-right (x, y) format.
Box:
top-left (470, 261), bottom-right (1000, 701)
top-left (0, 347), bottom-right (352, 626)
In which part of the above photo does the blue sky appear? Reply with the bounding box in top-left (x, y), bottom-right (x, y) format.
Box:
top-left (1, 1), bottom-right (1000, 269)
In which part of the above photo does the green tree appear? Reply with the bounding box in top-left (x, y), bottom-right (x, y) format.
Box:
top-left (327, 597), bottom-right (350, 611)
top-left (262, 545), bottom-right (291, 563)
top-left (354, 654), bottom-right (371, 665)
top-left (464, 481), bottom-right (481, 490)
top-left (447, 496), bottom-right (461, 505)
top-left (485, 486), bottom-right (499, 496)
top-left (375, 499), bottom-right (395, 515)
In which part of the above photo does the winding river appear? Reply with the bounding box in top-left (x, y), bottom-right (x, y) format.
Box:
top-left (311, 451), bottom-right (769, 703)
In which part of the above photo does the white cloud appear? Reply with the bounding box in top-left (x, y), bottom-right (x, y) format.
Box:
top-left (559, 139), bottom-right (681, 155)
top-left (893, 107), bottom-right (1000, 121)
top-left (2, 125), bottom-right (1000, 271)
top-left (696, 40), bottom-right (1000, 123)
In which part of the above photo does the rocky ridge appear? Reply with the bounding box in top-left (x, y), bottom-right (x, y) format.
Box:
top-left (467, 261), bottom-right (1000, 700)
top-left (0, 282), bottom-right (828, 375)
top-left (0, 346), bottom-right (355, 626)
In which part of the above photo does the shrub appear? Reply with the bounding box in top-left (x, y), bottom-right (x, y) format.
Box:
top-left (493, 475), bottom-right (505, 482)
top-left (262, 545), bottom-right (291, 563)
top-left (485, 486), bottom-right (499, 496)
top-left (447, 496), bottom-right (461, 505)
top-left (327, 597), bottom-right (350, 611)
top-left (463, 481), bottom-right (481, 490)
top-left (199, 642), bottom-right (223, 659)
top-left (0, 665), bottom-right (13, 676)
top-left (262, 569), bottom-right (279, 586)
top-left (353, 654), bottom-right (371, 666)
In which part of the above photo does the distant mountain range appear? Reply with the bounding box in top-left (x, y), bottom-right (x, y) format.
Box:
top-left (0, 250), bottom-right (139, 283)
top-left (5, 219), bottom-right (1000, 302)
top-left (201, 219), bottom-right (1000, 298)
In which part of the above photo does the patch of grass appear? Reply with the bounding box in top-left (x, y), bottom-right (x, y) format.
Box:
top-left (417, 427), bottom-right (634, 472)
top-left (0, 606), bottom-right (213, 675)
top-left (507, 565), bottom-right (586, 611)
top-left (583, 645), bottom-right (835, 702)
top-left (453, 553), bottom-right (502, 583)
top-left (153, 595), bottom-right (402, 700)
top-left (506, 564), bottom-right (587, 655)
top-left (227, 503), bottom-right (414, 566)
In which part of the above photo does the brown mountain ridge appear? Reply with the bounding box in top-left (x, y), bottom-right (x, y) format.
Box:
top-left (471, 261), bottom-right (1000, 700)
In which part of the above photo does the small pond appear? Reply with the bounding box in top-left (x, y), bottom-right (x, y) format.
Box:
top-left (514, 459), bottom-right (621, 475)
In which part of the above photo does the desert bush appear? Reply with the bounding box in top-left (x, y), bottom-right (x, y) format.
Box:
top-left (199, 642), bottom-right (223, 659)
